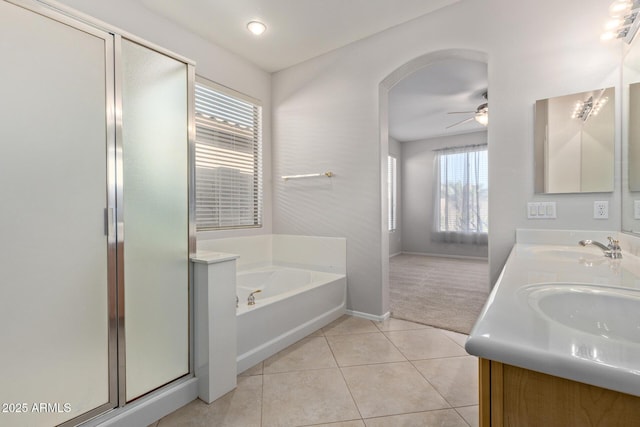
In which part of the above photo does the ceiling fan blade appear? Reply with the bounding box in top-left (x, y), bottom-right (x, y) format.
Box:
top-left (446, 117), bottom-right (475, 129)
top-left (447, 111), bottom-right (475, 114)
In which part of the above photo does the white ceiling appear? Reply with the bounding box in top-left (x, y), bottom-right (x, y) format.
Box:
top-left (138, 0), bottom-right (484, 142)
top-left (139, 0), bottom-right (459, 72)
top-left (389, 57), bottom-right (488, 142)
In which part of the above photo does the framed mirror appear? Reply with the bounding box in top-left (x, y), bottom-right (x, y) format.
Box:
top-left (629, 82), bottom-right (640, 191)
top-left (622, 34), bottom-right (640, 233)
top-left (534, 88), bottom-right (615, 194)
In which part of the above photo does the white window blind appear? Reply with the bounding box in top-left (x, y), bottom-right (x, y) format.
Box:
top-left (388, 155), bottom-right (397, 232)
top-left (195, 78), bottom-right (263, 230)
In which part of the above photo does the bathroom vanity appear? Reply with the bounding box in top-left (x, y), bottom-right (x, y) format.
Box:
top-left (466, 230), bottom-right (640, 426)
top-left (478, 359), bottom-right (640, 426)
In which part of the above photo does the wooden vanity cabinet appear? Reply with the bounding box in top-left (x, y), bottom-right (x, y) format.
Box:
top-left (479, 358), bottom-right (640, 426)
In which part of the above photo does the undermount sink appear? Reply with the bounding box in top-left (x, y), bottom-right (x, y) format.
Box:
top-left (526, 284), bottom-right (640, 343)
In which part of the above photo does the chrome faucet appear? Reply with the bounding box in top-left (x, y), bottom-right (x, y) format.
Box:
top-left (578, 236), bottom-right (622, 259)
top-left (247, 289), bottom-right (262, 306)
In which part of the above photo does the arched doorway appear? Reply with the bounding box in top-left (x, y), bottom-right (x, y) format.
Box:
top-left (379, 49), bottom-right (490, 333)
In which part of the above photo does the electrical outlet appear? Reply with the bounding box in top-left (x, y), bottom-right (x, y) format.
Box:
top-left (635, 200), bottom-right (640, 220)
top-left (594, 201), bottom-right (608, 219)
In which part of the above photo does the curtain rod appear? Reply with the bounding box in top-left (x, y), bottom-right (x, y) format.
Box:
top-left (433, 143), bottom-right (488, 153)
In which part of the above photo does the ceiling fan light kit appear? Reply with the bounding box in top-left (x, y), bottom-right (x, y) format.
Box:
top-left (474, 109), bottom-right (489, 126)
top-left (447, 91), bottom-right (489, 129)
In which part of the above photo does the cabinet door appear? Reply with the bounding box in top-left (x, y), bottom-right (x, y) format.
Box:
top-left (0, 1), bottom-right (115, 425)
top-left (120, 39), bottom-right (190, 401)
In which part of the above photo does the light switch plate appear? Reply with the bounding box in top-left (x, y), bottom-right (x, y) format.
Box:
top-left (527, 202), bottom-right (556, 219)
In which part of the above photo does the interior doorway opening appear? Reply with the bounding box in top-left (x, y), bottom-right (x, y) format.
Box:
top-left (379, 49), bottom-right (490, 334)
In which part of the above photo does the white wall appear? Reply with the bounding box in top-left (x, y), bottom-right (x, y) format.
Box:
top-left (52, 0), bottom-right (622, 318)
top-left (272, 0), bottom-right (621, 316)
top-left (388, 137), bottom-right (402, 256)
top-left (52, 0), bottom-right (274, 240)
top-left (402, 131), bottom-right (488, 258)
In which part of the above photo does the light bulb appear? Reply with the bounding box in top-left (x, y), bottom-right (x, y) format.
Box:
top-left (609, 0), bottom-right (632, 18)
top-left (474, 112), bottom-right (488, 126)
top-left (601, 31), bottom-right (618, 40)
top-left (247, 20), bottom-right (267, 36)
top-left (604, 18), bottom-right (624, 30)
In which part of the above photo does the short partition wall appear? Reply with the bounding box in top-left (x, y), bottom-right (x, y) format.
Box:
top-left (191, 253), bottom-right (239, 404)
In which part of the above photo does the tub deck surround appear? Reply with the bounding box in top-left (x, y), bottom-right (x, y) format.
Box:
top-left (194, 234), bottom-right (347, 376)
top-left (191, 251), bottom-right (240, 265)
top-left (236, 267), bottom-right (346, 373)
top-left (465, 230), bottom-right (640, 397)
top-left (197, 234), bottom-right (347, 274)
top-left (236, 266), bottom-right (345, 312)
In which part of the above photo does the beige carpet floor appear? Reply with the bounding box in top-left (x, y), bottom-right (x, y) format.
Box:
top-left (389, 254), bottom-right (490, 335)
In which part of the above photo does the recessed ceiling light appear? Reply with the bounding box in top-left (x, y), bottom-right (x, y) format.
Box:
top-left (247, 20), bottom-right (267, 36)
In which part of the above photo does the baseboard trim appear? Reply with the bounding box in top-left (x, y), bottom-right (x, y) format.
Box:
top-left (88, 377), bottom-right (198, 427)
top-left (400, 251), bottom-right (488, 261)
top-left (346, 309), bottom-right (390, 322)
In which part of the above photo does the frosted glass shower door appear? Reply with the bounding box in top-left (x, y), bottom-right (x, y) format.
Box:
top-left (120, 39), bottom-right (190, 401)
top-left (0, 1), bottom-right (115, 425)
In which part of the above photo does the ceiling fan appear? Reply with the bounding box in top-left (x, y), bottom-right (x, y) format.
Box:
top-left (446, 91), bottom-right (489, 129)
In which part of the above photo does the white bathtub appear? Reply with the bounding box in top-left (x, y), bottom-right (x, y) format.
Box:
top-left (236, 266), bottom-right (346, 373)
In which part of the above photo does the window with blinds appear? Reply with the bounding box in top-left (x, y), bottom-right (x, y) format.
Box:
top-left (195, 78), bottom-right (263, 230)
top-left (388, 155), bottom-right (397, 232)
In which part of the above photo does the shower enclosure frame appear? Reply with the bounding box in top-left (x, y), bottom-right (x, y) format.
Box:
top-left (113, 33), bottom-right (197, 407)
top-left (3, 0), bottom-right (197, 425)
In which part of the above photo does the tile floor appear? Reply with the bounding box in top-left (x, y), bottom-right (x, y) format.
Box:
top-left (152, 315), bottom-right (479, 427)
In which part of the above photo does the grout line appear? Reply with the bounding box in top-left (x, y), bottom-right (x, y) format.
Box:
top-left (408, 358), bottom-right (456, 410)
top-left (298, 416), bottom-right (364, 427)
top-left (379, 329), bottom-right (410, 362)
top-left (453, 406), bottom-right (476, 427)
top-left (327, 334), bottom-right (365, 423)
top-left (337, 366), bottom-right (365, 423)
top-left (439, 331), bottom-right (470, 350)
top-left (259, 367), bottom-right (265, 427)
top-left (362, 407), bottom-right (469, 424)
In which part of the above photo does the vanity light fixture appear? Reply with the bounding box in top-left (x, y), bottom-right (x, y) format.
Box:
top-left (572, 97), bottom-right (593, 120)
top-left (247, 20), bottom-right (267, 36)
top-left (572, 90), bottom-right (608, 121)
top-left (601, 0), bottom-right (640, 43)
top-left (591, 96), bottom-right (608, 115)
top-left (610, 0), bottom-right (633, 16)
